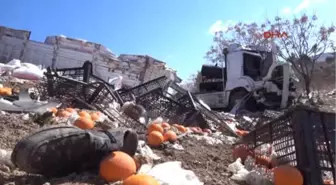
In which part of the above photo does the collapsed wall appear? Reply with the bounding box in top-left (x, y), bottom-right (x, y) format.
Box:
top-left (0, 25), bottom-right (180, 88)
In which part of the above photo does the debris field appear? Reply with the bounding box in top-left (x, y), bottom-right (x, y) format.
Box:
top-left (0, 60), bottom-right (334, 185)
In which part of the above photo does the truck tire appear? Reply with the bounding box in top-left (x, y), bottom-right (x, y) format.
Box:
top-left (228, 90), bottom-right (256, 112)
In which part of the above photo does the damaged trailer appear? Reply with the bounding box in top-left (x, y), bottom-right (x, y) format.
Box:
top-left (195, 44), bottom-right (297, 111)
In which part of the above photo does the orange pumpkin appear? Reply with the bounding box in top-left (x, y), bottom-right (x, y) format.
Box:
top-left (123, 174), bottom-right (160, 185)
top-left (50, 107), bottom-right (58, 114)
top-left (147, 131), bottom-right (164, 147)
top-left (78, 111), bottom-right (91, 119)
top-left (90, 112), bottom-right (100, 121)
top-left (147, 123), bottom-right (164, 134)
top-left (203, 128), bottom-right (212, 134)
top-left (161, 122), bottom-right (171, 129)
top-left (74, 117), bottom-right (95, 129)
top-left (65, 107), bottom-right (76, 113)
top-left (232, 144), bottom-right (253, 161)
top-left (273, 165), bottom-right (303, 185)
top-left (324, 180), bottom-right (334, 185)
top-left (163, 130), bottom-right (177, 142)
top-left (235, 129), bottom-right (249, 137)
top-left (100, 151), bottom-right (136, 182)
top-left (255, 155), bottom-right (272, 168)
top-left (172, 124), bottom-right (179, 128)
top-left (0, 87), bottom-right (12, 96)
top-left (56, 109), bottom-right (71, 117)
top-left (176, 125), bottom-right (188, 133)
top-left (190, 127), bottom-right (203, 134)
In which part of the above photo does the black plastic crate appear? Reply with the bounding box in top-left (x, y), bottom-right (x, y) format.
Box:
top-left (47, 61), bottom-right (116, 92)
top-left (164, 81), bottom-right (188, 101)
top-left (244, 114), bottom-right (297, 165)
top-left (44, 72), bottom-right (123, 107)
top-left (241, 106), bottom-right (335, 185)
top-left (53, 66), bottom-right (85, 81)
top-left (176, 92), bottom-right (237, 135)
top-left (117, 76), bottom-right (170, 102)
top-left (87, 82), bottom-right (124, 106)
top-left (134, 88), bottom-right (199, 126)
top-left (46, 74), bottom-right (92, 101)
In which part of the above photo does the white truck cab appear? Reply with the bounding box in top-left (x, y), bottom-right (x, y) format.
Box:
top-left (195, 44), bottom-right (296, 111)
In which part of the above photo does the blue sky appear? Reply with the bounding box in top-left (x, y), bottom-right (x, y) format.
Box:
top-left (0, 0), bottom-right (335, 81)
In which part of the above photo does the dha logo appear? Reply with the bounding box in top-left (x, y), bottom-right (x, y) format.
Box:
top-left (263, 31), bottom-right (288, 39)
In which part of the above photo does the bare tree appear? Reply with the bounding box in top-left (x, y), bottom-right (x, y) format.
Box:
top-left (205, 14), bottom-right (335, 96)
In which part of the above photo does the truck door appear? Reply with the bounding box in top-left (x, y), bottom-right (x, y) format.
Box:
top-left (242, 53), bottom-right (262, 81)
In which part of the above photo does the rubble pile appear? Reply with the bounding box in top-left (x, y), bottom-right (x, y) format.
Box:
top-left (0, 60), bottom-right (334, 185)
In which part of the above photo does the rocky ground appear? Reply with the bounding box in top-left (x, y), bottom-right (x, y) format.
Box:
top-left (0, 113), bottom-right (238, 185)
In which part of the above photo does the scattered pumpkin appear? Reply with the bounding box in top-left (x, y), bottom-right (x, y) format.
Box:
top-left (324, 179), bottom-right (334, 185)
top-left (0, 87), bottom-right (12, 96)
top-left (90, 112), bottom-right (100, 121)
top-left (235, 129), bottom-right (249, 137)
top-left (122, 174), bottom-right (160, 185)
top-left (172, 124), bottom-right (179, 128)
top-left (147, 123), bottom-right (164, 134)
top-left (273, 165), bottom-right (303, 185)
top-left (163, 130), bottom-right (177, 142)
top-left (255, 155), bottom-right (272, 168)
top-left (74, 117), bottom-right (95, 129)
top-left (56, 109), bottom-right (71, 117)
top-left (65, 107), bottom-right (76, 113)
top-left (100, 151), bottom-right (136, 182)
top-left (147, 131), bottom-right (164, 147)
top-left (203, 128), bottom-right (212, 134)
top-left (190, 127), bottom-right (203, 134)
top-left (232, 144), bottom-right (253, 161)
top-left (161, 122), bottom-right (171, 129)
top-left (176, 125), bottom-right (188, 133)
top-left (78, 111), bottom-right (91, 119)
top-left (50, 107), bottom-right (58, 114)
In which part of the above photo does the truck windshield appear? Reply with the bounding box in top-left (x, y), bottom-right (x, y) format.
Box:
top-left (243, 53), bottom-right (262, 81)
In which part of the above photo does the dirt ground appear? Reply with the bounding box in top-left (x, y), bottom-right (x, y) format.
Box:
top-left (0, 113), bottom-right (238, 185)
top-left (154, 137), bottom-right (238, 185)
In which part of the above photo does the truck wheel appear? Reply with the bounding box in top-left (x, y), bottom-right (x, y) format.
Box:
top-left (228, 90), bottom-right (257, 112)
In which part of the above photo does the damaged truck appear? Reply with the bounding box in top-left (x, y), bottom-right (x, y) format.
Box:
top-left (195, 44), bottom-right (297, 111)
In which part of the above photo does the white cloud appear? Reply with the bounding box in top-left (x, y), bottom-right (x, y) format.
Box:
top-left (280, 0), bottom-right (328, 16)
top-left (208, 20), bottom-right (235, 35)
top-left (293, 0), bottom-right (328, 13)
top-left (294, 0), bottom-right (311, 13)
top-left (281, 7), bottom-right (292, 15)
